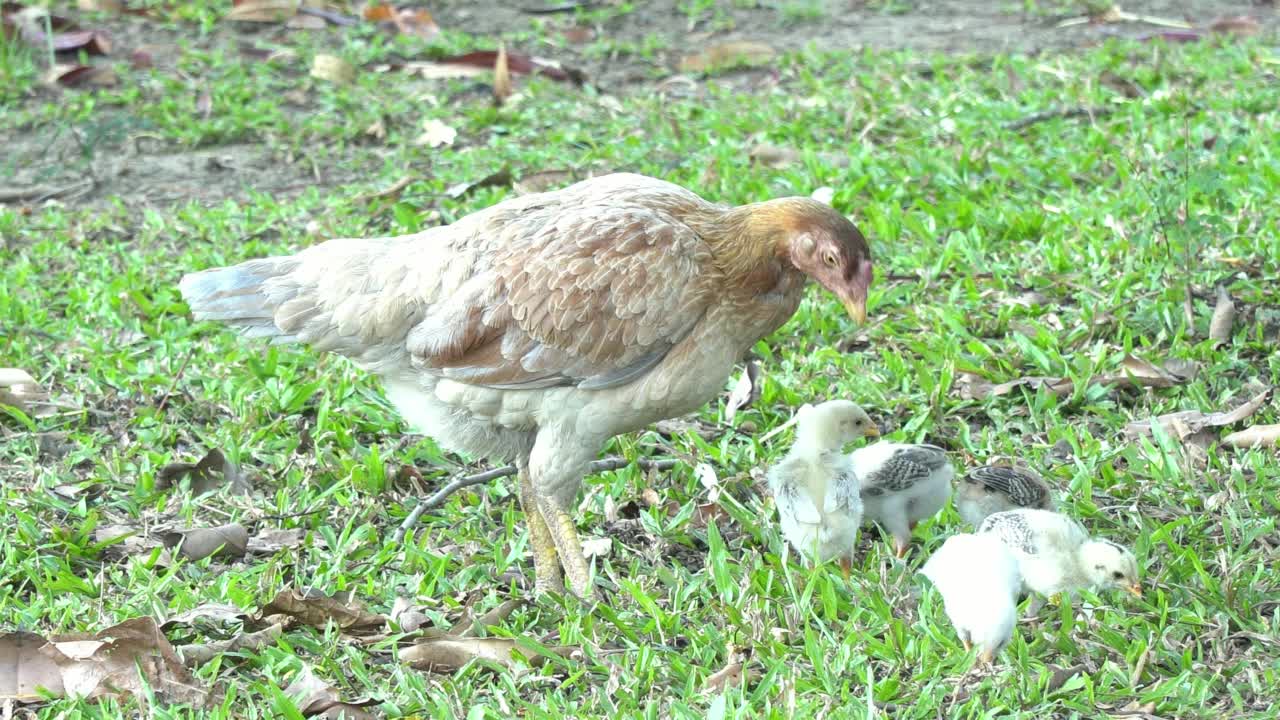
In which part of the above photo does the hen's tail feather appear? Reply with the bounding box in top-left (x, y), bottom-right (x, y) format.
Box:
top-left (178, 257), bottom-right (303, 344)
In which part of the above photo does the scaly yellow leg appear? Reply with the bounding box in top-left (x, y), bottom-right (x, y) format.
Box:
top-left (537, 495), bottom-right (596, 601)
top-left (518, 467), bottom-right (562, 594)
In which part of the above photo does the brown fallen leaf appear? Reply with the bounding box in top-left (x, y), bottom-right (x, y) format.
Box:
top-left (514, 169), bottom-right (576, 195)
top-left (400, 636), bottom-right (578, 673)
top-left (155, 447), bottom-right (251, 495)
top-left (389, 597), bottom-right (431, 633)
top-left (1096, 355), bottom-right (1198, 389)
top-left (748, 143), bottom-right (798, 169)
top-left (1125, 387), bottom-right (1273, 441)
top-left (51, 29), bottom-right (112, 55)
top-left (259, 588), bottom-right (385, 631)
top-left (92, 524), bottom-right (172, 564)
top-left (45, 63), bottom-right (118, 88)
top-left (163, 523), bottom-right (249, 562)
top-left (702, 659), bottom-right (758, 692)
top-left (680, 41), bottom-right (776, 73)
top-left (284, 665), bottom-right (378, 719)
top-left (311, 53), bottom-right (355, 85)
top-left (227, 0), bottom-right (299, 23)
top-left (364, 3), bottom-right (439, 39)
top-left (78, 0), bottom-right (123, 11)
top-left (161, 603), bottom-right (248, 631)
top-left (450, 598), bottom-right (525, 637)
top-left (247, 527), bottom-right (306, 554)
top-left (691, 501), bottom-right (729, 530)
top-left (175, 622), bottom-right (283, 666)
top-left (1221, 424), bottom-right (1280, 449)
top-left (0, 631), bottom-right (65, 703)
top-left (446, 167), bottom-right (514, 199)
top-left (0, 368), bottom-right (53, 418)
top-left (1208, 15), bottom-right (1261, 37)
top-left (400, 50), bottom-right (581, 84)
top-left (956, 372), bottom-right (1075, 400)
top-left (493, 43), bottom-right (512, 106)
top-left (43, 617), bottom-right (208, 706)
top-left (1208, 285), bottom-right (1235, 346)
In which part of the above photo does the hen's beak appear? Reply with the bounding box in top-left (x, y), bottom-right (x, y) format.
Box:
top-left (1126, 583), bottom-right (1143, 598)
top-left (842, 294), bottom-right (867, 325)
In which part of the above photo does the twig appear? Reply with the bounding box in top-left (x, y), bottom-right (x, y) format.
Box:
top-left (1004, 105), bottom-right (1114, 131)
top-left (0, 180), bottom-right (94, 204)
top-left (155, 349), bottom-right (193, 414)
top-left (392, 456), bottom-right (678, 543)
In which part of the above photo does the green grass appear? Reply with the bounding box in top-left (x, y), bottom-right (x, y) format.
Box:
top-left (2, 8), bottom-right (1279, 720)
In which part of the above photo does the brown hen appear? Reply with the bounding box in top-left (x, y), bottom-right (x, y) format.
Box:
top-left (179, 173), bottom-right (873, 599)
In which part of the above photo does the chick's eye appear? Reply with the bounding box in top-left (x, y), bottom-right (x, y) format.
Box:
top-left (823, 252), bottom-right (838, 267)
top-left (1112, 571), bottom-right (1124, 580)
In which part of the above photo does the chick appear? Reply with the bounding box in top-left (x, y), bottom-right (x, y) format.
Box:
top-left (852, 442), bottom-right (954, 558)
top-left (956, 464), bottom-right (1054, 529)
top-left (977, 508), bottom-right (1142, 601)
top-left (766, 400), bottom-right (880, 573)
top-left (920, 532), bottom-right (1022, 665)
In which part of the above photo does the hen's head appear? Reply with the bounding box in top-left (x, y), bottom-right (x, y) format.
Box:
top-left (763, 199), bottom-right (874, 324)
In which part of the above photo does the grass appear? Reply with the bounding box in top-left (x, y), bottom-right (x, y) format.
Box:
top-left (2, 5), bottom-right (1279, 719)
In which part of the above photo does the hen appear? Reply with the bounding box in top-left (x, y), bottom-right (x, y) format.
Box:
top-left (178, 173), bottom-right (874, 599)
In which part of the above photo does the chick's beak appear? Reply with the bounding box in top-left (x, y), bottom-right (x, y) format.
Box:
top-left (842, 294), bottom-right (867, 325)
top-left (1126, 583), bottom-right (1143, 598)
top-left (864, 425), bottom-right (881, 438)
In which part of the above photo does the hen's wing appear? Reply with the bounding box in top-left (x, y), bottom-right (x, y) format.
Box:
top-left (858, 444), bottom-right (949, 496)
top-left (179, 174), bottom-right (717, 390)
top-left (965, 466), bottom-right (1049, 509)
top-left (768, 456), bottom-right (822, 525)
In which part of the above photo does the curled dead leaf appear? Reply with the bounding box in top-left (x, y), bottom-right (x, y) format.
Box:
top-left (400, 636), bottom-right (578, 673)
top-left (175, 622), bottom-right (283, 666)
top-left (364, 3), bottom-right (439, 39)
top-left (163, 523), bottom-right (249, 562)
top-left (0, 631), bottom-right (65, 703)
top-left (1221, 424), bottom-right (1280, 449)
top-left (450, 598), bottom-right (525, 638)
top-left (260, 588), bottom-right (385, 631)
top-left (493, 43), bottom-right (512, 105)
top-left (161, 603), bottom-right (248, 631)
top-left (226, 0), bottom-right (299, 23)
top-left (45, 63), bottom-right (118, 88)
top-left (680, 41), bottom-right (776, 73)
top-left (1208, 285), bottom-right (1235, 346)
top-left (724, 360), bottom-right (761, 423)
top-left (0, 368), bottom-right (53, 418)
top-left (390, 597), bottom-right (431, 633)
top-left (246, 527), bottom-right (306, 554)
top-left (42, 617), bottom-right (208, 706)
top-left (155, 447), bottom-right (251, 495)
top-left (92, 524), bottom-right (171, 564)
top-left (1125, 387), bottom-right (1273, 441)
top-left (284, 665), bottom-right (378, 719)
top-left (399, 50), bottom-right (582, 84)
top-left (702, 660), bottom-right (758, 692)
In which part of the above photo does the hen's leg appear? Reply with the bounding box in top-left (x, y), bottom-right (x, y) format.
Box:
top-left (530, 436), bottom-right (596, 600)
top-left (517, 461), bottom-right (561, 594)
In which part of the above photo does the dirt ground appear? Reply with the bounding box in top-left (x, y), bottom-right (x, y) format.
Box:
top-left (1, 0), bottom-right (1274, 213)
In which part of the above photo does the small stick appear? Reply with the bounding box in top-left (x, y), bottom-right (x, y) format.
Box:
top-left (1004, 105), bottom-right (1113, 131)
top-left (392, 457), bottom-right (678, 544)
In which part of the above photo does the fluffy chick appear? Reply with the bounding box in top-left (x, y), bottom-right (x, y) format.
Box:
top-left (921, 532), bottom-right (1022, 665)
top-left (852, 442), bottom-right (954, 558)
top-left (978, 508), bottom-right (1142, 601)
top-left (767, 400), bottom-right (879, 572)
top-left (957, 464), bottom-right (1054, 529)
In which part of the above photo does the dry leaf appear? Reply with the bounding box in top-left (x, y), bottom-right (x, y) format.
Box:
top-left (451, 598), bottom-right (525, 638)
top-left (1209, 285), bottom-right (1235, 346)
top-left (42, 617), bottom-right (208, 705)
top-left (691, 501), bottom-right (729, 529)
top-left (580, 537), bottom-right (612, 559)
top-left (390, 598), bottom-right (431, 633)
top-left (0, 631), bottom-right (65, 703)
top-left (514, 169), bottom-right (575, 195)
top-left (400, 636), bottom-right (577, 673)
top-left (1221, 424), bottom-right (1280, 449)
top-left (493, 43), bottom-right (512, 105)
top-left (161, 603), bottom-right (248, 631)
top-left (51, 29), bottom-right (112, 55)
top-left (163, 523), bottom-right (249, 562)
top-left (400, 50), bottom-right (580, 83)
top-left (364, 117), bottom-right (386, 140)
top-left (92, 524), bottom-right (171, 564)
top-left (1208, 15), bottom-right (1261, 37)
top-left (175, 623), bottom-right (283, 666)
top-left (259, 588), bottom-right (385, 631)
top-left (415, 118), bottom-right (456, 147)
top-left (446, 167), bottom-right (513, 199)
top-left (155, 447), bottom-right (251, 495)
top-left (284, 665), bottom-right (378, 719)
top-left (45, 63), bottom-right (118, 88)
top-left (195, 88), bottom-right (212, 118)
top-left (680, 41), bottom-right (776, 73)
top-left (724, 360), bottom-right (760, 423)
top-left (247, 527), bottom-right (306, 554)
top-left (286, 12), bottom-right (326, 29)
top-left (311, 53), bottom-right (355, 85)
top-left (227, 0), bottom-right (299, 23)
top-left (956, 372), bottom-right (1075, 400)
top-left (364, 4), bottom-right (438, 39)
top-left (702, 660), bottom-right (758, 692)
top-left (78, 0), bottom-right (123, 10)
top-left (0, 368), bottom-right (52, 417)
top-left (1125, 387), bottom-right (1273, 441)
top-left (748, 143), bottom-right (799, 169)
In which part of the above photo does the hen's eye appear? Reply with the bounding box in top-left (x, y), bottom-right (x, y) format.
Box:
top-left (823, 252), bottom-right (838, 267)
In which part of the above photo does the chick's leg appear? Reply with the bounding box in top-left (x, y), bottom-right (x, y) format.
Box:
top-left (517, 462), bottom-right (561, 594)
top-left (530, 437), bottom-right (596, 601)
